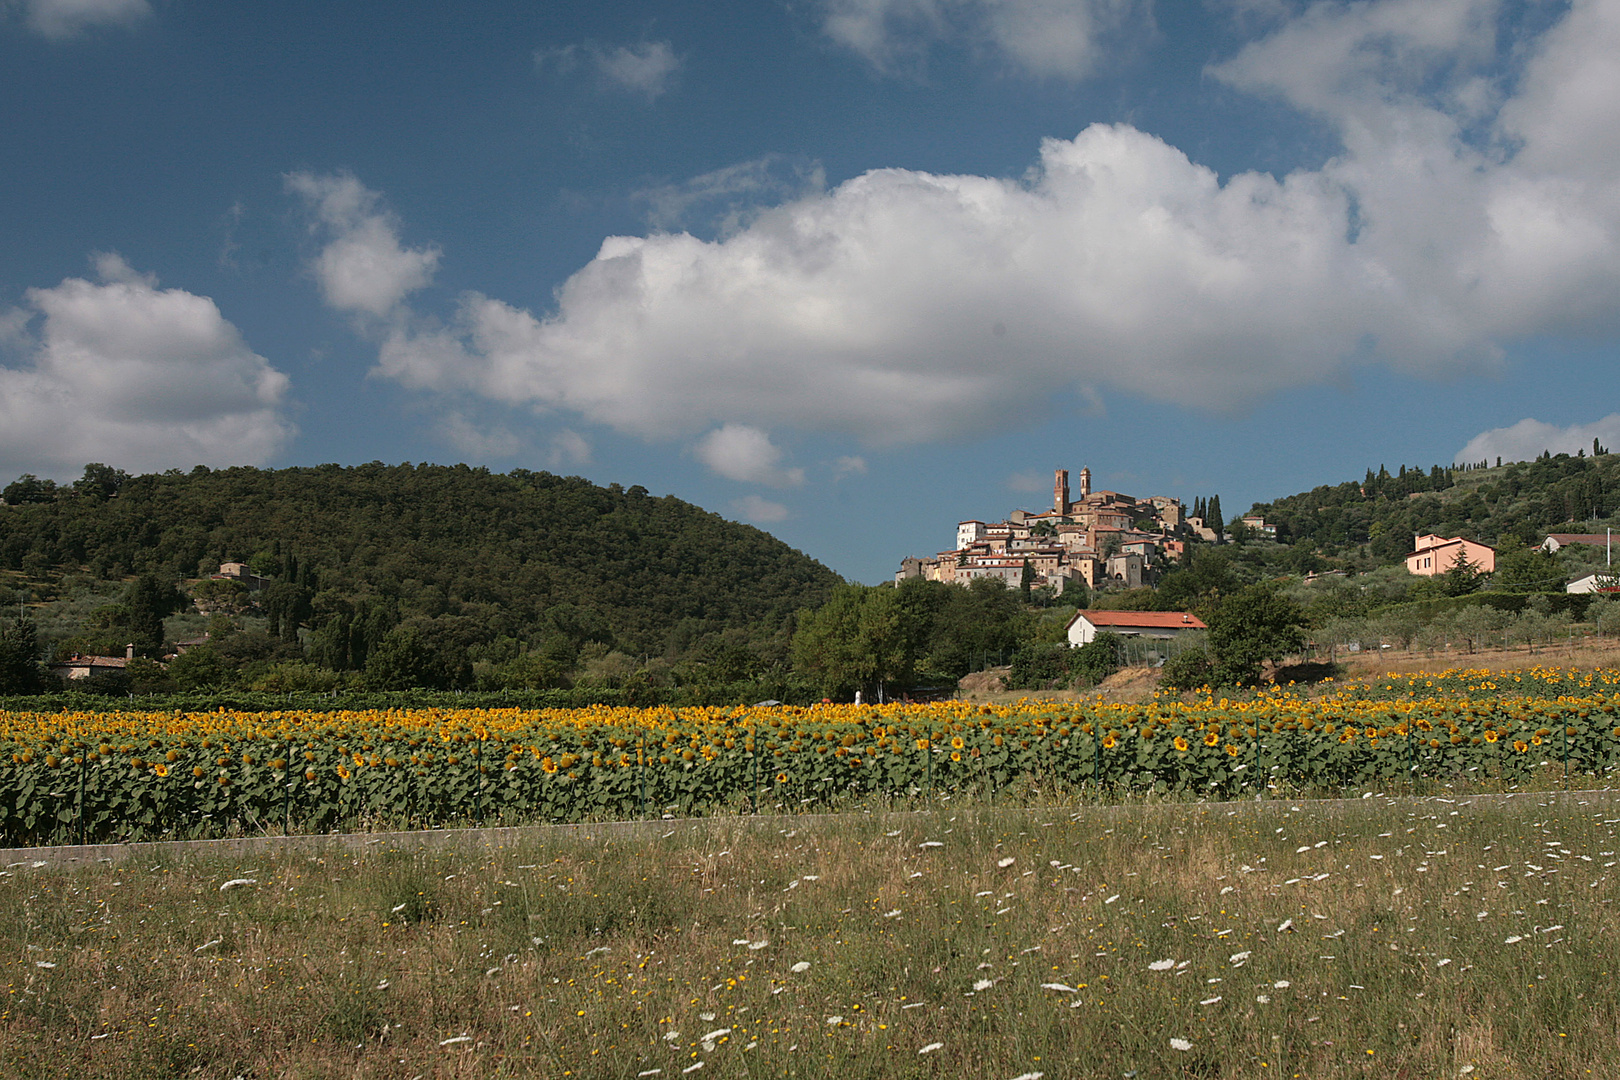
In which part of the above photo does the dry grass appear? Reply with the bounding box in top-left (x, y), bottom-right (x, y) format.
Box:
top-left (3, 792), bottom-right (1619, 1078)
top-left (961, 637), bottom-right (1620, 705)
top-left (1337, 637), bottom-right (1620, 680)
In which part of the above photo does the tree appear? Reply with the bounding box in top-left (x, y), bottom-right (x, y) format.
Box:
top-left (1452, 604), bottom-right (1503, 653)
top-left (363, 618), bottom-right (476, 690)
top-left (1019, 559), bottom-right (1035, 601)
top-left (122, 574), bottom-right (185, 657)
top-left (1490, 539), bottom-right (1561, 593)
top-left (2, 475), bottom-right (56, 505)
top-left (1206, 583), bottom-right (1306, 686)
top-left (1207, 495), bottom-right (1224, 541)
top-left (790, 584), bottom-right (917, 700)
top-left (73, 463), bottom-right (128, 501)
top-left (1588, 597), bottom-right (1620, 638)
top-left (0, 619), bottom-right (45, 694)
top-left (1441, 548), bottom-right (1486, 597)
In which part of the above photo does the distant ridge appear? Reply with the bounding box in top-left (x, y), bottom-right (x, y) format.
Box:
top-left (0, 462), bottom-right (841, 657)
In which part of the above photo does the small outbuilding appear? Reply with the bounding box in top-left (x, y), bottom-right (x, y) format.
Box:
top-left (1065, 610), bottom-right (1206, 647)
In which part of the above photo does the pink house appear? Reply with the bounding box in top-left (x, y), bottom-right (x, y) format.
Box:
top-left (1405, 534), bottom-right (1496, 577)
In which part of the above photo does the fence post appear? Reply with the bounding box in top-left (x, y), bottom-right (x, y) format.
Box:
top-left (77, 755), bottom-right (86, 847)
top-left (284, 739), bottom-right (294, 835)
top-left (1094, 733), bottom-right (1102, 797)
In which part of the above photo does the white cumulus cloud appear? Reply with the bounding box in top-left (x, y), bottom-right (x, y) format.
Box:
top-left (536, 40), bottom-right (682, 99)
top-left (636, 154), bottom-right (826, 234)
top-left (0, 257), bottom-right (293, 481)
top-left (286, 171), bottom-right (440, 318)
top-left (547, 429), bottom-right (592, 469)
top-left (693, 424), bottom-right (805, 487)
top-left (360, 0), bottom-right (1620, 457)
top-left (436, 411), bottom-right (524, 459)
top-left (730, 494), bottom-right (790, 524)
top-left (1457, 415), bottom-right (1620, 466)
top-left (819, 0), bottom-right (1147, 79)
top-left (834, 454), bottom-right (868, 478)
top-left (21, 0), bottom-right (149, 38)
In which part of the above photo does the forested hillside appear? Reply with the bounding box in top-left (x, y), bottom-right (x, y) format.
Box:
top-left (0, 463), bottom-right (840, 689)
top-left (1247, 450), bottom-right (1620, 564)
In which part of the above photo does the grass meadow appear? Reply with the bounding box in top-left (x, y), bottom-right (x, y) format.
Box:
top-left (1, 791), bottom-right (1617, 1079)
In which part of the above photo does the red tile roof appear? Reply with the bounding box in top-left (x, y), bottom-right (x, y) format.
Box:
top-left (1070, 610), bottom-right (1206, 630)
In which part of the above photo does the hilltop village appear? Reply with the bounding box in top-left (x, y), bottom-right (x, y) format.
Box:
top-left (896, 468), bottom-right (1223, 594)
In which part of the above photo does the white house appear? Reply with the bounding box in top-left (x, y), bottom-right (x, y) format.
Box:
top-left (1567, 573), bottom-right (1620, 595)
top-left (1066, 610), bottom-right (1207, 647)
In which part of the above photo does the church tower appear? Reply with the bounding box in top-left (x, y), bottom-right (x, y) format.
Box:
top-left (1079, 466), bottom-right (1092, 499)
top-left (1053, 469), bottom-right (1069, 514)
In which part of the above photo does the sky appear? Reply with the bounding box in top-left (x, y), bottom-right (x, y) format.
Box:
top-left (3, 0), bottom-right (1619, 583)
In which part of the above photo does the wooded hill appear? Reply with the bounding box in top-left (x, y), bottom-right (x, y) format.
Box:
top-left (1245, 449), bottom-right (1619, 565)
top-left (0, 463), bottom-right (841, 676)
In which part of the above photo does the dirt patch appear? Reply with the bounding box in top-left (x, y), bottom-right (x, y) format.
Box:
top-left (956, 667), bottom-right (1009, 695)
top-left (954, 663), bottom-right (1166, 704)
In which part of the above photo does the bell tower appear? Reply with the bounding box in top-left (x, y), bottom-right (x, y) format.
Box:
top-left (1079, 466), bottom-right (1091, 498)
top-left (1054, 469), bottom-right (1069, 514)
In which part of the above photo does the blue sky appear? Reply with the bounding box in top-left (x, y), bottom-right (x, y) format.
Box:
top-left (3, 0), bottom-right (1619, 583)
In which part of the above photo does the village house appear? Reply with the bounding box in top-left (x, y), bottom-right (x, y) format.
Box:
top-left (903, 468), bottom-right (1188, 593)
top-left (1567, 573), bottom-right (1620, 595)
top-left (1065, 610), bottom-right (1206, 647)
top-left (212, 561), bottom-right (271, 592)
top-left (1405, 534), bottom-right (1496, 576)
top-left (49, 644), bottom-right (135, 681)
top-left (1541, 533), bottom-right (1614, 556)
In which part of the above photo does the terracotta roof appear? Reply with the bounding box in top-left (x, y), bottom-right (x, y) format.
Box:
top-left (1068, 610), bottom-right (1206, 630)
top-left (1407, 536), bottom-right (1493, 558)
top-left (51, 655), bottom-right (129, 669)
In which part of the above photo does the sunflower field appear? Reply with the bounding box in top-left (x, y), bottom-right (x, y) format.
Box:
top-left (4, 666), bottom-right (1620, 845)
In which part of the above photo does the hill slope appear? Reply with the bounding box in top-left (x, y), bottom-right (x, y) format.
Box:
top-left (1247, 452), bottom-right (1619, 563)
top-left (0, 463), bottom-right (841, 659)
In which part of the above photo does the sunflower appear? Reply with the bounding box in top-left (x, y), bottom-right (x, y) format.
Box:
top-left (1101, 734), bottom-right (1117, 750)
top-left (153, 763), bottom-right (169, 777)
top-left (951, 736), bottom-right (965, 750)
top-left (1173, 736), bottom-right (1189, 753)
top-left (950, 751), bottom-right (963, 762)
top-left (1203, 732), bottom-right (1219, 747)
top-left (1531, 735), bottom-right (1543, 746)
top-left (776, 772), bottom-right (788, 784)
top-left (1513, 740), bottom-right (1529, 753)
top-left (1483, 729), bottom-right (1499, 743)
top-left (1224, 743), bottom-right (1240, 757)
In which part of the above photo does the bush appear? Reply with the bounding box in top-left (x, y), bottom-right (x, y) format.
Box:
top-left (1005, 644), bottom-right (1073, 690)
top-left (1159, 648), bottom-right (1212, 691)
top-left (1071, 632), bottom-right (1122, 688)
